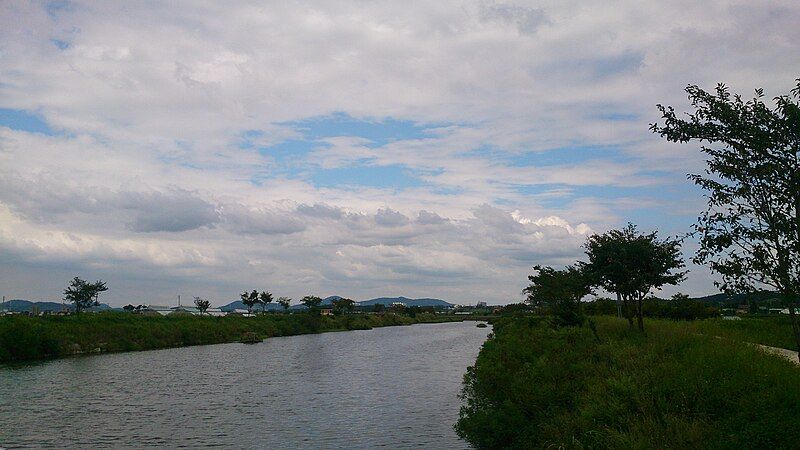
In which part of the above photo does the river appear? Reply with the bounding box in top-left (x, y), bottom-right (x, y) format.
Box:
top-left (0, 320), bottom-right (490, 448)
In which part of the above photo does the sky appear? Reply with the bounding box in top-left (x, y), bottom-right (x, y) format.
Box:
top-left (1, 0), bottom-right (799, 306)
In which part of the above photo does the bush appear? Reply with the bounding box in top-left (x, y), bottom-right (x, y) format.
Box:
top-left (455, 316), bottom-right (800, 449)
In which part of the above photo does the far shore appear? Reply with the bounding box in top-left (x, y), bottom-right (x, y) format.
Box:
top-left (0, 311), bottom-right (491, 363)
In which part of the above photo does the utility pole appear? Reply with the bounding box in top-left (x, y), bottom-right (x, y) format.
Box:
top-left (178, 294), bottom-right (181, 307)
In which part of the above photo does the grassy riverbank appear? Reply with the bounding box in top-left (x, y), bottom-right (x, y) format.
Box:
top-left (0, 312), bottom-right (464, 362)
top-left (455, 316), bottom-right (800, 449)
top-left (688, 316), bottom-right (798, 351)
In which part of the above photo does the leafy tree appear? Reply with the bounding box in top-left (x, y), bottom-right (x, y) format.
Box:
top-left (372, 303), bottom-right (385, 313)
top-left (301, 295), bottom-right (323, 314)
top-left (123, 304), bottom-right (135, 312)
top-left (583, 224), bottom-right (686, 332)
top-left (259, 291), bottom-right (274, 313)
top-left (193, 296), bottom-right (211, 314)
top-left (524, 265), bottom-right (591, 327)
top-left (652, 79), bottom-right (800, 356)
top-left (331, 298), bottom-right (355, 315)
top-left (63, 277), bottom-right (108, 313)
top-left (241, 290), bottom-right (259, 314)
top-left (277, 296), bottom-right (291, 312)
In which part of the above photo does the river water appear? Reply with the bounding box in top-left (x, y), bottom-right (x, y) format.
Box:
top-left (0, 321), bottom-right (489, 448)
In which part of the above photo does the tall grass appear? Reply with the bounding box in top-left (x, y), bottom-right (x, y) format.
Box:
top-left (687, 316), bottom-right (798, 350)
top-left (0, 312), bottom-right (459, 362)
top-left (455, 316), bottom-right (800, 449)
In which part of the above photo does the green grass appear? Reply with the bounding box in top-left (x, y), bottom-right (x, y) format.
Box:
top-left (687, 316), bottom-right (798, 351)
top-left (0, 312), bottom-right (461, 362)
top-left (455, 316), bottom-right (800, 449)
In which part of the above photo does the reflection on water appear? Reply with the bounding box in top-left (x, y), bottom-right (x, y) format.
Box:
top-left (0, 321), bottom-right (489, 448)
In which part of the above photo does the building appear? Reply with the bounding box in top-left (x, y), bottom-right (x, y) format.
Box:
top-left (142, 305), bottom-right (174, 316)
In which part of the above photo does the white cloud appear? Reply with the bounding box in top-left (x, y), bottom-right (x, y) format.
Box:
top-left (0, 0), bottom-right (798, 304)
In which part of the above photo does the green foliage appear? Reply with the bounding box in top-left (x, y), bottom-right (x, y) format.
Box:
top-left (652, 79), bottom-right (800, 354)
top-left (652, 80), bottom-right (800, 297)
top-left (63, 277), bottom-right (108, 313)
top-left (524, 265), bottom-right (590, 327)
top-left (258, 291), bottom-right (273, 312)
top-left (583, 223), bottom-right (686, 331)
top-left (689, 316), bottom-right (798, 351)
top-left (193, 297), bottom-right (211, 314)
top-left (277, 296), bottom-right (291, 311)
top-left (583, 297), bottom-right (618, 315)
top-left (455, 316), bottom-right (800, 449)
top-left (0, 312), bottom-right (464, 362)
top-left (331, 298), bottom-right (355, 315)
top-left (301, 295), bottom-right (323, 314)
top-left (240, 290), bottom-right (259, 314)
top-left (495, 303), bottom-right (530, 316)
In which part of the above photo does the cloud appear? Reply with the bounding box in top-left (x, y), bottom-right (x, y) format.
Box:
top-left (0, 0), bottom-right (798, 304)
top-left (220, 203), bottom-right (306, 235)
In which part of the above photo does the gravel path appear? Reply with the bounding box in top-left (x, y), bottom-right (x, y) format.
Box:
top-left (755, 344), bottom-right (800, 365)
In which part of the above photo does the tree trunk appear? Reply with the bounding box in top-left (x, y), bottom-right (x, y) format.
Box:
top-left (636, 293), bottom-right (644, 333)
top-left (786, 299), bottom-right (800, 363)
top-left (615, 292), bottom-right (622, 318)
top-left (623, 294), bottom-right (634, 329)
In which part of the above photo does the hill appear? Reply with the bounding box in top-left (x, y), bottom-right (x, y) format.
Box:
top-left (358, 296), bottom-right (453, 308)
top-left (218, 301), bottom-right (284, 312)
top-left (692, 290), bottom-right (786, 305)
top-left (247, 295), bottom-right (455, 310)
top-left (1, 299), bottom-right (113, 313)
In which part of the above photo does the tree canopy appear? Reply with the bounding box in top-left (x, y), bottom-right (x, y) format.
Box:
top-left (241, 290), bottom-right (259, 314)
top-left (193, 296), bottom-right (211, 314)
top-left (301, 295), bottom-right (323, 313)
top-left (524, 265), bottom-right (591, 327)
top-left (582, 223), bottom-right (685, 331)
top-left (63, 277), bottom-right (108, 313)
top-left (651, 78), bottom-right (800, 353)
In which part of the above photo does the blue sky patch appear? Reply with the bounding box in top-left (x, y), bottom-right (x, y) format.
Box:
top-left (279, 112), bottom-right (439, 146)
top-left (0, 109), bottom-right (55, 135)
top-left (310, 164), bottom-right (424, 190)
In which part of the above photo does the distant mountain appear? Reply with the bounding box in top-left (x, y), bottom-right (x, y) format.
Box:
top-left (277, 295), bottom-right (455, 310)
top-left (219, 295), bottom-right (454, 311)
top-left (218, 300), bottom-right (284, 312)
top-left (692, 290), bottom-right (785, 305)
top-left (1, 299), bottom-right (113, 313)
top-left (358, 296), bottom-right (454, 308)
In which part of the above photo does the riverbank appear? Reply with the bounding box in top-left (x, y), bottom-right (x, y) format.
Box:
top-left (0, 312), bottom-right (469, 362)
top-left (455, 316), bottom-right (800, 449)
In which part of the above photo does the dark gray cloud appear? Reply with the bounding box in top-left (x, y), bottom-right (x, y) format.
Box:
top-left (220, 203), bottom-right (306, 235)
top-left (118, 189), bottom-right (220, 233)
top-left (417, 210), bottom-right (448, 225)
top-left (479, 1), bottom-right (548, 35)
top-left (374, 208), bottom-right (410, 227)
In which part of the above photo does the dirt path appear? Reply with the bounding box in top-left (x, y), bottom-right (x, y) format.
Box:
top-left (755, 344), bottom-right (800, 365)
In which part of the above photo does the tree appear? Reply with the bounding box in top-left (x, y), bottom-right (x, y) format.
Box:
top-left (63, 277), bottom-right (108, 313)
top-left (524, 265), bottom-right (591, 327)
top-left (193, 296), bottom-right (211, 314)
top-left (583, 224), bottom-right (686, 332)
top-left (277, 296), bottom-right (291, 312)
top-left (652, 79), bottom-right (800, 355)
top-left (372, 303), bottom-right (385, 313)
top-left (241, 290), bottom-right (259, 314)
top-left (301, 295), bottom-right (323, 314)
top-left (123, 304), bottom-right (135, 312)
top-left (331, 298), bottom-right (355, 315)
top-left (259, 291), bottom-right (273, 313)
